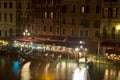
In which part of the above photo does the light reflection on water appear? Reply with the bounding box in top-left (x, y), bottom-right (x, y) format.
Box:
top-left (12, 61), bottom-right (20, 76)
top-left (21, 62), bottom-right (31, 80)
top-left (72, 67), bottom-right (88, 80)
top-left (0, 56), bottom-right (120, 80)
top-left (104, 67), bottom-right (120, 80)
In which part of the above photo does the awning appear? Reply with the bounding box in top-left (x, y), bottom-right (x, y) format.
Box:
top-left (105, 49), bottom-right (120, 54)
top-left (100, 41), bottom-right (118, 47)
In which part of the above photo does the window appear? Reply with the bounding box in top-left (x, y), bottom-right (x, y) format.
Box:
top-left (71, 29), bottom-right (74, 36)
top-left (111, 0), bottom-right (118, 2)
top-left (102, 26), bottom-right (108, 38)
top-left (9, 2), bottom-right (12, 8)
top-left (80, 30), bottom-right (83, 36)
top-left (81, 19), bottom-right (85, 25)
top-left (72, 5), bottom-right (75, 13)
top-left (63, 18), bottom-right (66, 24)
top-left (27, 14), bottom-right (30, 19)
top-left (38, 25), bottom-right (40, 31)
top-left (0, 30), bottom-right (1, 37)
top-left (45, 12), bottom-right (47, 18)
top-left (72, 18), bottom-right (75, 25)
top-left (50, 12), bottom-right (53, 18)
top-left (0, 13), bottom-right (1, 22)
top-left (111, 8), bottom-right (118, 18)
top-left (44, 26), bottom-right (46, 32)
top-left (104, 0), bottom-right (109, 2)
top-left (94, 20), bottom-right (100, 28)
top-left (56, 27), bottom-right (60, 34)
top-left (57, 0), bottom-right (60, 4)
top-left (50, 26), bottom-right (52, 32)
top-left (62, 28), bottom-right (65, 35)
top-left (4, 2), bottom-right (7, 8)
top-left (85, 5), bottom-right (90, 13)
top-left (96, 5), bottom-right (100, 13)
top-left (18, 2), bottom-right (21, 9)
top-left (10, 13), bottom-right (13, 22)
top-left (4, 13), bottom-right (7, 22)
top-left (62, 5), bottom-right (67, 13)
top-left (51, 0), bottom-right (53, 4)
top-left (27, 3), bottom-right (30, 9)
top-left (102, 8), bottom-right (108, 18)
top-left (0, 2), bottom-right (1, 8)
top-left (81, 19), bottom-right (89, 27)
top-left (81, 5), bottom-right (85, 13)
top-left (85, 30), bottom-right (88, 36)
top-left (56, 11), bottom-right (60, 18)
top-left (95, 30), bottom-right (99, 37)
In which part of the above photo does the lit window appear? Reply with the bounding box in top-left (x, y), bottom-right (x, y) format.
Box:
top-left (82, 6), bottom-right (85, 13)
top-left (51, 12), bottom-right (53, 18)
top-left (112, 8), bottom-right (117, 18)
top-left (45, 12), bottom-right (47, 18)
top-left (103, 8), bottom-right (108, 18)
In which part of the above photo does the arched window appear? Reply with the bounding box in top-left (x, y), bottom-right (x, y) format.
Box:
top-left (62, 5), bottom-right (67, 12)
top-left (5, 30), bottom-right (7, 37)
top-left (111, 27), bottom-right (115, 39)
top-left (102, 26), bottom-right (107, 38)
top-left (9, 28), bottom-right (14, 37)
top-left (96, 5), bottom-right (100, 13)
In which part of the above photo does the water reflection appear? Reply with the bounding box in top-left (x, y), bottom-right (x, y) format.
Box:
top-left (0, 55), bottom-right (120, 80)
top-left (104, 67), bottom-right (120, 80)
top-left (21, 61), bottom-right (31, 80)
top-left (12, 61), bottom-right (20, 76)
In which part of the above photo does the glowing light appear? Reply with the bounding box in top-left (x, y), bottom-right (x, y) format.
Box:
top-left (116, 25), bottom-right (120, 30)
top-left (21, 62), bottom-right (31, 80)
top-left (72, 67), bottom-right (88, 80)
top-left (12, 61), bottom-right (20, 76)
top-left (80, 45), bottom-right (83, 49)
top-left (75, 48), bottom-right (79, 51)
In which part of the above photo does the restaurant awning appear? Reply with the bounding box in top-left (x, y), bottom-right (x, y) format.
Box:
top-left (105, 49), bottom-right (120, 55)
top-left (100, 41), bottom-right (119, 48)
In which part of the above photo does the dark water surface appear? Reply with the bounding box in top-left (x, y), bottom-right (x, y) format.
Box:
top-left (0, 54), bottom-right (120, 80)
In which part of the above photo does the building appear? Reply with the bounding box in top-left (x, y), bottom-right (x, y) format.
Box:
top-left (30, 0), bottom-right (61, 36)
top-left (0, 0), bottom-right (16, 37)
top-left (16, 0), bottom-right (31, 36)
top-left (0, 0), bottom-right (120, 54)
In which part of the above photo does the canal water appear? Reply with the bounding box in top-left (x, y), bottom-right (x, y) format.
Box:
top-left (0, 54), bottom-right (120, 80)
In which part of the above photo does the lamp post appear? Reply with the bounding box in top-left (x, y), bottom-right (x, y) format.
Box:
top-left (23, 29), bottom-right (30, 38)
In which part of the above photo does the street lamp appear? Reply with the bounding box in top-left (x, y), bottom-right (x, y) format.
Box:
top-left (23, 29), bottom-right (30, 37)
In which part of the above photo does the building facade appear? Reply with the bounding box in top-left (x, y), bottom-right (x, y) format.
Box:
top-left (0, 0), bottom-right (16, 37)
top-left (0, 0), bottom-right (120, 54)
top-left (16, 0), bottom-right (31, 36)
top-left (30, 0), bottom-right (61, 36)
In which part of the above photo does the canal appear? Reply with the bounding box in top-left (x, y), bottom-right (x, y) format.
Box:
top-left (0, 54), bottom-right (120, 80)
